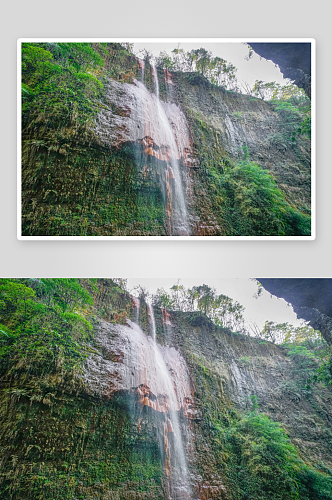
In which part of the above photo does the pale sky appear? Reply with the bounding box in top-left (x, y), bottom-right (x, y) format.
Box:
top-left (133, 42), bottom-right (288, 91)
top-left (126, 278), bottom-right (303, 332)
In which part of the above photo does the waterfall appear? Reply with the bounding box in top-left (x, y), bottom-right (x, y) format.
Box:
top-left (138, 58), bottom-right (145, 82)
top-left (150, 63), bottom-right (190, 236)
top-left (96, 63), bottom-right (193, 236)
top-left (138, 299), bottom-right (192, 499)
top-left (84, 309), bottom-right (197, 498)
top-left (147, 298), bottom-right (157, 342)
top-left (161, 307), bottom-right (174, 345)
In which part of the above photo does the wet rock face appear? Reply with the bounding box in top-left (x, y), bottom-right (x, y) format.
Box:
top-left (250, 42), bottom-right (312, 98)
top-left (96, 79), bottom-right (193, 165)
top-left (166, 312), bottom-right (332, 474)
top-left (84, 320), bottom-right (193, 412)
top-left (171, 315), bottom-right (291, 408)
top-left (92, 68), bottom-right (311, 236)
top-left (84, 318), bottom-right (206, 499)
top-left (95, 75), bottom-right (193, 236)
top-left (82, 309), bottom-right (332, 499)
top-left (173, 73), bottom-right (311, 218)
top-left (174, 77), bottom-right (276, 158)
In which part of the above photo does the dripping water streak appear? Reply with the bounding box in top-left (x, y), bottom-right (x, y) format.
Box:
top-left (132, 296), bottom-right (140, 323)
top-left (138, 58), bottom-right (145, 82)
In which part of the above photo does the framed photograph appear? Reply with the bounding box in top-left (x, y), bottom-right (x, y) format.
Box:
top-left (18, 38), bottom-right (315, 239)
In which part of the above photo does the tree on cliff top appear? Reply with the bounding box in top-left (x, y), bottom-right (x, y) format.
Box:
top-left (259, 320), bottom-right (321, 345)
top-left (152, 282), bottom-right (246, 333)
top-left (155, 47), bottom-right (238, 90)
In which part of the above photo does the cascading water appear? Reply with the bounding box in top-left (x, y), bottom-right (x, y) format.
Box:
top-left (83, 309), bottom-right (223, 499)
top-left (146, 299), bottom-right (192, 499)
top-left (150, 63), bottom-right (190, 236)
top-left (96, 61), bottom-right (194, 236)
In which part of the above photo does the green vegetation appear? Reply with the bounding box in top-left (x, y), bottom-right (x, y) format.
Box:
top-left (285, 339), bottom-right (332, 391)
top-left (273, 98), bottom-right (311, 143)
top-left (0, 279), bottom-right (331, 499)
top-left (22, 43), bottom-right (104, 130)
top-left (192, 349), bottom-right (332, 500)
top-left (155, 47), bottom-right (238, 89)
top-left (224, 410), bottom-right (332, 500)
top-left (252, 318), bottom-right (331, 391)
top-left (22, 129), bottom-right (167, 236)
top-left (0, 390), bottom-right (164, 499)
top-left (186, 89), bottom-right (311, 236)
top-left (252, 80), bottom-right (305, 101)
top-left (151, 282), bottom-right (246, 332)
top-left (0, 278), bottom-right (165, 499)
top-left (21, 43), bottom-right (311, 237)
top-left (252, 80), bottom-right (311, 141)
top-left (21, 42), bottom-right (138, 131)
top-left (0, 278), bottom-right (94, 382)
top-left (259, 321), bottom-right (321, 344)
top-left (205, 151), bottom-right (310, 236)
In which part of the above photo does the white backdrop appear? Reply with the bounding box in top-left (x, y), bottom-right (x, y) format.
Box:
top-left (2, 0), bottom-right (331, 278)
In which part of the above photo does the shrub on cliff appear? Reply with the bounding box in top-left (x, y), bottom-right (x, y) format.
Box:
top-left (0, 278), bottom-right (94, 384)
top-left (224, 410), bottom-right (332, 499)
top-left (219, 156), bottom-right (311, 236)
top-left (21, 42), bottom-right (104, 129)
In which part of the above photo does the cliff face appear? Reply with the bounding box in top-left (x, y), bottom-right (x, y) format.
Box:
top-left (0, 280), bottom-right (331, 500)
top-left (169, 73), bottom-right (311, 234)
top-left (79, 305), bottom-right (332, 499)
top-left (21, 43), bottom-right (311, 236)
top-left (169, 312), bottom-right (332, 467)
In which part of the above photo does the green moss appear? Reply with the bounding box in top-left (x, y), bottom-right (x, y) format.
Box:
top-left (189, 351), bottom-right (332, 500)
top-left (178, 73), bottom-right (311, 236)
top-left (0, 279), bottom-right (165, 499)
top-left (184, 109), bottom-right (311, 235)
top-left (224, 410), bottom-right (332, 500)
top-left (216, 157), bottom-right (311, 236)
top-left (0, 392), bottom-right (164, 499)
top-left (22, 142), bottom-right (167, 236)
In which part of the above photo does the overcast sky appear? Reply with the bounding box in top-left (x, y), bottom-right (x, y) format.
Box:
top-left (133, 42), bottom-right (288, 90)
top-left (126, 278), bottom-right (302, 332)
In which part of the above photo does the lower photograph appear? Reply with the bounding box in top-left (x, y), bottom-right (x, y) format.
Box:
top-left (0, 278), bottom-right (331, 500)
